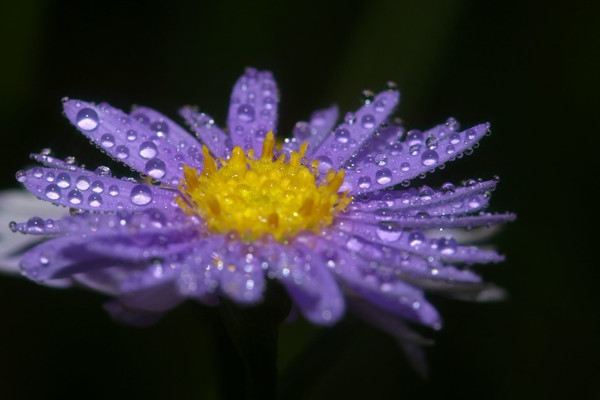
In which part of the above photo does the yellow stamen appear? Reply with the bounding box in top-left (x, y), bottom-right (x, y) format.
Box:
top-left (177, 131), bottom-right (351, 241)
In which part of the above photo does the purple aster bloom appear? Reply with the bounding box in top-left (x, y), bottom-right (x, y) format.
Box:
top-left (11, 67), bottom-right (514, 334)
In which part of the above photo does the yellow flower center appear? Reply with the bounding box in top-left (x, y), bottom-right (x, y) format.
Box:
top-left (177, 131), bottom-right (351, 241)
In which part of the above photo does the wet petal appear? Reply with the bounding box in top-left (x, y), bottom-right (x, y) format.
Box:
top-left (227, 68), bottom-right (279, 155)
top-left (343, 123), bottom-right (491, 194)
top-left (179, 106), bottom-right (231, 158)
top-left (312, 89), bottom-right (400, 172)
top-left (63, 99), bottom-right (200, 185)
top-left (18, 166), bottom-right (176, 212)
top-left (282, 105), bottom-right (339, 156)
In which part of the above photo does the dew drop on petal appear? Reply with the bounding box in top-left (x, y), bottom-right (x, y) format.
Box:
top-left (139, 141), bottom-right (158, 159)
top-left (421, 150), bottom-right (439, 166)
top-left (32, 167), bottom-right (43, 178)
top-left (76, 176), bottom-right (90, 190)
top-left (376, 221), bottom-right (401, 242)
top-left (88, 193), bottom-right (103, 208)
top-left (408, 231), bottom-right (425, 247)
top-left (108, 185), bottom-right (119, 196)
top-left (335, 128), bottom-right (350, 143)
top-left (400, 162), bottom-right (410, 172)
top-left (44, 184), bottom-right (61, 200)
top-left (375, 168), bottom-right (392, 185)
top-left (361, 114), bottom-right (376, 129)
top-left (15, 170), bottom-right (27, 183)
top-left (358, 176), bottom-right (371, 189)
top-left (126, 129), bottom-right (137, 141)
top-left (150, 121), bottom-right (169, 138)
top-left (237, 104), bottom-right (255, 122)
top-left (91, 180), bottom-right (104, 193)
top-left (438, 237), bottom-right (457, 255)
top-left (129, 184), bottom-right (153, 205)
top-left (144, 158), bottom-right (167, 179)
top-left (100, 133), bottom-right (115, 148)
top-left (68, 189), bottom-right (83, 205)
top-left (115, 145), bottom-right (130, 159)
top-left (76, 108), bottom-right (99, 131)
top-left (26, 217), bottom-right (45, 232)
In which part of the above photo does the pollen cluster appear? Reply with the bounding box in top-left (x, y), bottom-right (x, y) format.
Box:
top-left (177, 132), bottom-right (351, 241)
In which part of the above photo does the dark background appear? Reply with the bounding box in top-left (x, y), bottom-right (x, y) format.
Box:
top-left (0, 1), bottom-right (598, 399)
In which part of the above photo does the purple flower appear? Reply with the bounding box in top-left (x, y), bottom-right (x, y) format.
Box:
top-left (11, 68), bottom-right (514, 331)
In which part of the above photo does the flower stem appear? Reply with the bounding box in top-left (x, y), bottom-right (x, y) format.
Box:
top-left (219, 282), bottom-right (291, 400)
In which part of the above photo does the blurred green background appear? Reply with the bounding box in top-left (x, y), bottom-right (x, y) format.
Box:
top-left (0, 1), bottom-right (598, 399)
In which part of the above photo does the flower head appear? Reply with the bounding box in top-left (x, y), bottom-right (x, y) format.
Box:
top-left (11, 68), bottom-right (514, 330)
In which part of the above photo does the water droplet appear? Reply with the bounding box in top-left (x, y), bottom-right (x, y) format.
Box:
top-left (126, 129), bottom-right (138, 141)
top-left (389, 143), bottom-right (403, 156)
top-left (45, 172), bottom-right (55, 182)
top-left (108, 185), bottom-right (119, 196)
top-left (115, 145), bottom-right (130, 159)
top-left (408, 231), bottom-right (425, 247)
top-left (68, 189), bottom-right (83, 205)
top-left (100, 133), bottom-right (115, 148)
top-left (293, 122), bottom-right (312, 140)
top-left (132, 112), bottom-right (150, 125)
top-left (406, 130), bottom-right (423, 146)
top-left (316, 156), bottom-right (333, 173)
top-left (26, 217), bottom-right (45, 232)
top-left (150, 121), bottom-right (169, 138)
top-left (237, 104), bottom-right (255, 122)
top-left (358, 176), bottom-right (371, 189)
top-left (88, 193), bottom-right (103, 207)
top-left (376, 221), bottom-right (401, 242)
top-left (426, 136), bottom-right (438, 149)
top-left (445, 117), bottom-right (459, 132)
top-left (438, 237), bottom-right (457, 255)
top-left (95, 166), bottom-right (111, 177)
top-left (409, 144), bottom-right (421, 156)
top-left (400, 162), bottom-right (410, 172)
top-left (361, 114), bottom-right (375, 129)
top-left (421, 150), bottom-right (439, 166)
top-left (441, 182), bottom-right (456, 194)
top-left (75, 176), bottom-right (90, 190)
top-left (335, 128), bottom-right (350, 143)
top-left (374, 100), bottom-right (387, 112)
top-left (91, 181), bottom-right (104, 193)
top-left (32, 167), bottom-right (43, 178)
top-left (449, 132), bottom-right (461, 145)
top-left (144, 159), bottom-right (166, 179)
top-left (418, 186), bottom-right (434, 200)
top-left (15, 170), bottom-right (27, 183)
top-left (65, 156), bottom-right (76, 165)
top-left (76, 108), bottom-right (99, 131)
top-left (139, 141), bottom-right (158, 159)
top-left (43, 184), bottom-right (60, 200)
top-left (130, 184), bottom-right (153, 205)
top-left (374, 153), bottom-right (387, 166)
top-left (375, 168), bottom-right (392, 185)
top-left (361, 90), bottom-right (374, 104)
top-left (445, 145), bottom-right (455, 154)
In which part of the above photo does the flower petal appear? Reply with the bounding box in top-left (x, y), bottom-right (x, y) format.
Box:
top-left (63, 99), bottom-right (200, 185)
top-left (129, 105), bottom-right (205, 168)
top-left (227, 68), bottom-right (279, 155)
top-left (343, 122), bottom-right (491, 194)
top-left (18, 166), bottom-right (176, 212)
top-left (311, 89), bottom-right (400, 172)
top-left (282, 105), bottom-right (339, 156)
top-left (179, 106), bottom-right (232, 158)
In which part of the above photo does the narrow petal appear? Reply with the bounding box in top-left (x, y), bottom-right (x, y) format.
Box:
top-left (343, 123), bottom-right (491, 194)
top-left (265, 240), bottom-right (345, 325)
top-left (282, 105), bottom-right (339, 156)
top-left (339, 211), bottom-right (516, 229)
top-left (179, 106), bottom-right (231, 158)
top-left (63, 99), bottom-right (200, 185)
top-left (227, 68), bottom-right (279, 155)
top-left (311, 89), bottom-right (400, 172)
top-left (331, 220), bottom-right (504, 265)
top-left (217, 240), bottom-right (265, 304)
top-left (18, 166), bottom-right (176, 212)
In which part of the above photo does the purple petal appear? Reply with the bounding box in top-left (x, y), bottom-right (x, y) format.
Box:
top-left (216, 240), bottom-right (265, 304)
top-left (264, 239), bottom-right (345, 325)
top-left (227, 68), bottom-right (279, 155)
top-left (63, 99), bottom-right (200, 185)
top-left (282, 105), bottom-right (339, 156)
top-left (28, 153), bottom-right (86, 172)
top-left (339, 211), bottom-right (516, 229)
top-left (343, 123), bottom-right (405, 170)
top-left (342, 123), bottom-right (491, 194)
top-left (18, 166), bottom-right (176, 212)
top-left (179, 106), bottom-right (232, 158)
top-left (349, 179), bottom-right (498, 215)
top-left (20, 235), bottom-right (118, 281)
top-left (331, 219), bottom-right (504, 265)
top-left (119, 277), bottom-right (184, 313)
top-left (311, 89), bottom-right (400, 172)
